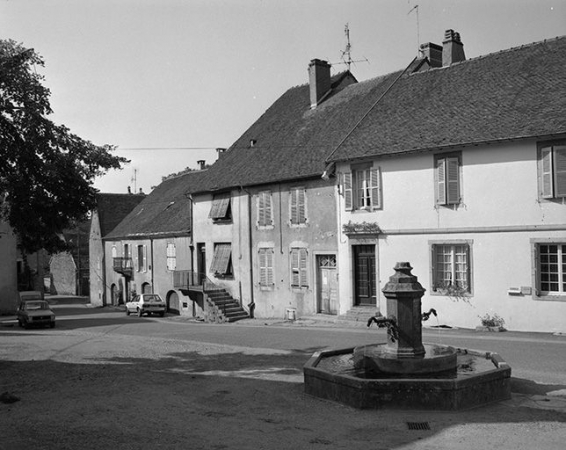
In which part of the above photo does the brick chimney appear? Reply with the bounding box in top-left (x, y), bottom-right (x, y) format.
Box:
top-left (308, 59), bottom-right (331, 109)
top-left (197, 160), bottom-right (206, 170)
top-left (442, 29), bottom-right (465, 66)
top-left (419, 42), bottom-right (443, 68)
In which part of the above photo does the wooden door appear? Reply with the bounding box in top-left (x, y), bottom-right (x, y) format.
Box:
top-left (317, 255), bottom-right (338, 314)
top-left (353, 245), bottom-right (376, 306)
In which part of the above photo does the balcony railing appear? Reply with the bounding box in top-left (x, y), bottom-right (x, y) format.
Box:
top-left (113, 257), bottom-right (133, 276)
top-left (173, 270), bottom-right (221, 292)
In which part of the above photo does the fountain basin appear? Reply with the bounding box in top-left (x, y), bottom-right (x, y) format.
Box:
top-left (304, 346), bottom-right (511, 410)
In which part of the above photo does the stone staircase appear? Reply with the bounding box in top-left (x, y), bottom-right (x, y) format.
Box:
top-left (337, 306), bottom-right (381, 327)
top-left (205, 289), bottom-right (249, 323)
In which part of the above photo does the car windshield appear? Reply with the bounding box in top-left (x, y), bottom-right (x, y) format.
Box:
top-left (24, 301), bottom-right (50, 311)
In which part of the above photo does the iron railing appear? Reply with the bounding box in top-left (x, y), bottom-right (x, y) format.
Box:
top-left (113, 257), bottom-right (133, 276)
top-left (173, 270), bottom-right (221, 292)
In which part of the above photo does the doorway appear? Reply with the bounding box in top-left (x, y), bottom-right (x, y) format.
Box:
top-left (353, 245), bottom-right (376, 306)
top-left (316, 255), bottom-right (338, 314)
top-left (197, 243), bottom-right (206, 285)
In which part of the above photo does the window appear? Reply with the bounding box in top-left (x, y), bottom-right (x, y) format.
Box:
top-left (290, 187), bottom-right (307, 225)
top-left (435, 154), bottom-right (461, 206)
top-left (258, 248), bottom-right (274, 288)
top-left (136, 245), bottom-right (147, 272)
top-left (111, 246), bottom-right (117, 259)
top-left (290, 248), bottom-right (308, 288)
top-left (431, 241), bottom-right (472, 295)
top-left (210, 243), bottom-right (232, 276)
top-left (534, 242), bottom-right (566, 297)
top-left (209, 193), bottom-right (231, 222)
top-left (344, 165), bottom-right (381, 211)
top-left (166, 243), bottom-right (176, 271)
top-left (257, 191), bottom-right (273, 227)
top-left (123, 243), bottom-right (130, 258)
top-left (539, 143), bottom-right (566, 199)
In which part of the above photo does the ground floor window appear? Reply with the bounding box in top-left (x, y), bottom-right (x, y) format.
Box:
top-left (430, 241), bottom-right (472, 295)
top-left (258, 248), bottom-right (274, 288)
top-left (536, 243), bottom-right (566, 296)
top-left (291, 247), bottom-right (308, 288)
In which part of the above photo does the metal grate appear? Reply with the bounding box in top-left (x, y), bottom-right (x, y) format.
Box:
top-left (407, 422), bottom-right (431, 431)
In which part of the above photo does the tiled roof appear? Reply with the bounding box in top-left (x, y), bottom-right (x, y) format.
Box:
top-left (194, 71), bottom-right (372, 192)
top-left (329, 36), bottom-right (566, 162)
top-left (95, 193), bottom-right (146, 237)
top-left (104, 170), bottom-right (208, 240)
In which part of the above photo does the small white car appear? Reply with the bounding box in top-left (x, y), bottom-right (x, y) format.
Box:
top-left (125, 293), bottom-right (166, 317)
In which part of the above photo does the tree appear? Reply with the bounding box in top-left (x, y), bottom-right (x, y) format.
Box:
top-left (0, 40), bottom-right (127, 254)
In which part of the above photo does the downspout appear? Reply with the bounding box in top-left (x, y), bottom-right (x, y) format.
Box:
top-left (150, 238), bottom-right (155, 293)
top-left (239, 186), bottom-right (255, 318)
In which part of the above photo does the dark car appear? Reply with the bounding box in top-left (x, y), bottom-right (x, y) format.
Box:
top-left (17, 300), bottom-right (56, 328)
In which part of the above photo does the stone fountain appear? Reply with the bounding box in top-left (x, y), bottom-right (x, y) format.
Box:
top-left (303, 262), bottom-right (511, 410)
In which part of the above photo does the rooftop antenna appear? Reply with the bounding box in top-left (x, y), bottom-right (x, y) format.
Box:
top-left (335, 23), bottom-right (369, 71)
top-left (408, 4), bottom-right (421, 57)
top-left (131, 168), bottom-right (137, 193)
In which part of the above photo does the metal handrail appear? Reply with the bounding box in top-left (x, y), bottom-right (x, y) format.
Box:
top-left (173, 270), bottom-right (223, 293)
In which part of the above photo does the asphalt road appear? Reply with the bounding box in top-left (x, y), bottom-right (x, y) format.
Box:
top-left (14, 302), bottom-right (566, 388)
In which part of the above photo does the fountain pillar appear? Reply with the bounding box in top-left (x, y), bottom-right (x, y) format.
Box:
top-left (381, 262), bottom-right (425, 358)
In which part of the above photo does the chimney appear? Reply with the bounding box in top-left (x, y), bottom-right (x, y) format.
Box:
top-left (197, 160), bottom-right (206, 170)
top-left (139, 188), bottom-right (144, 194)
top-left (308, 59), bottom-right (331, 109)
top-left (419, 42), bottom-right (443, 68)
top-left (127, 186), bottom-right (131, 194)
top-left (442, 29), bottom-right (465, 66)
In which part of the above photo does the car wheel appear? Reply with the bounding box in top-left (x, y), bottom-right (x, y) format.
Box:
top-left (18, 320), bottom-right (23, 328)
top-left (159, 312), bottom-right (165, 317)
top-left (50, 322), bottom-right (55, 328)
top-left (126, 308), bottom-right (130, 316)
top-left (137, 308), bottom-right (143, 317)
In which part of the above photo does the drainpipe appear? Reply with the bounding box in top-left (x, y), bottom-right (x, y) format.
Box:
top-left (240, 186), bottom-right (255, 318)
top-left (150, 238), bottom-right (155, 293)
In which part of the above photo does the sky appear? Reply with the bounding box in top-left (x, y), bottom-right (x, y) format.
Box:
top-left (2, 0), bottom-right (565, 194)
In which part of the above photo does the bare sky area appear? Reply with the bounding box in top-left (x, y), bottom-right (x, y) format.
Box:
top-left (2, 0), bottom-right (565, 193)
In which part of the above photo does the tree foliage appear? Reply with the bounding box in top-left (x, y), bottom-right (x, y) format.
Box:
top-left (0, 40), bottom-right (127, 253)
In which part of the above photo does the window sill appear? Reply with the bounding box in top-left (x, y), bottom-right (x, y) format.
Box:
top-left (533, 294), bottom-right (566, 302)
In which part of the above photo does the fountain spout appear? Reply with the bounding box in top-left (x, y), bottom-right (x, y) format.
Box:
top-left (367, 315), bottom-right (399, 342)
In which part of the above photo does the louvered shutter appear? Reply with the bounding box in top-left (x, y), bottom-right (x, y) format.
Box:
top-left (298, 188), bottom-right (306, 223)
top-left (211, 244), bottom-right (231, 274)
top-left (541, 147), bottom-right (553, 198)
top-left (344, 172), bottom-right (353, 211)
top-left (259, 249), bottom-right (267, 285)
top-left (266, 249), bottom-right (274, 285)
top-left (554, 145), bottom-right (566, 197)
top-left (143, 245), bottom-right (147, 272)
top-left (291, 249), bottom-right (300, 286)
top-left (258, 192), bottom-right (265, 226)
top-left (299, 248), bottom-right (308, 287)
top-left (436, 158), bottom-right (446, 205)
top-left (290, 189), bottom-right (298, 224)
top-left (446, 157), bottom-right (460, 204)
top-left (265, 192), bottom-right (272, 225)
top-left (370, 167), bottom-right (380, 210)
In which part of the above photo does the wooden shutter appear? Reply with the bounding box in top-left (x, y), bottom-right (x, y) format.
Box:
top-left (258, 192), bottom-right (265, 226)
top-left (344, 172), bottom-right (353, 211)
top-left (259, 249), bottom-right (267, 285)
top-left (265, 192), bottom-right (272, 225)
top-left (436, 158), bottom-right (446, 205)
top-left (291, 249), bottom-right (300, 286)
top-left (370, 167), bottom-right (380, 210)
top-left (298, 188), bottom-right (306, 223)
top-left (299, 248), bottom-right (308, 287)
top-left (266, 249), bottom-right (274, 285)
top-left (446, 157), bottom-right (460, 204)
top-left (211, 244), bottom-right (231, 275)
top-left (554, 145), bottom-right (566, 197)
top-left (541, 147), bottom-right (553, 198)
top-left (143, 245), bottom-right (147, 272)
top-left (290, 188), bottom-right (298, 224)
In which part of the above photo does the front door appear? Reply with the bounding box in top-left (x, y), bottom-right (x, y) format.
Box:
top-left (353, 245), bottom-right (376, 306)
top-left (317, 255), bottom-right (338, 315)
top-left (197, 243), bottom-right (206, 285)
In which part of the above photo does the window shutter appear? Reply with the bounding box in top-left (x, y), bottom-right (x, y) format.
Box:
top-left (554, 145), bottom-right (566, 197)
top-left (258, 193), bottom-right (265, 226)
top-left (436, 158), bottom-right (446, 205)
top-left (541, 147), bottom-right (553, 198)
top-left (299, 248), bottom-right (308, 287)
top-left (370, 167), bottom-right (380, 210)
top-left (143, 245), bottom-right (147, 272)
top-left (446, 157), bottom-right (460, 204)
top-left (290, 189), bottom-right (298, 224)
top-left (259, 249), bottom-right (267, 285)
top-left (266, 249), bottom-right (274, 285)
top-left (291, 249), bottom-right (299, 286)
top-left (265, 192), bottom-right (272, 225)
top-left (344, 172), bottom-right (353, 211)
top-left (298, 188), bottom-right (306, 223)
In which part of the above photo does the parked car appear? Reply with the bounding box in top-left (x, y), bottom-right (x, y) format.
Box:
top-left (17, 300), bottom-right (56, 328)
top-left (125, 293), bottom-right (166, 317)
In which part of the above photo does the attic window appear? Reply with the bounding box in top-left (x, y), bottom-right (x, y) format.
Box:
top-left (209, 193), bottom-right (231, 222)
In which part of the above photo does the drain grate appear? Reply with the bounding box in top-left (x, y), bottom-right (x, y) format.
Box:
top-left (407, 422), bottom-right (431, 431)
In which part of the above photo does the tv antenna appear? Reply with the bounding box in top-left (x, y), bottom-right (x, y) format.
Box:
top-left (335, 23), bottom-right (368, 71)
top-left (131, 168), bottom-right (137, 193)
top-left (408, 4), bottom-right (421, 57)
